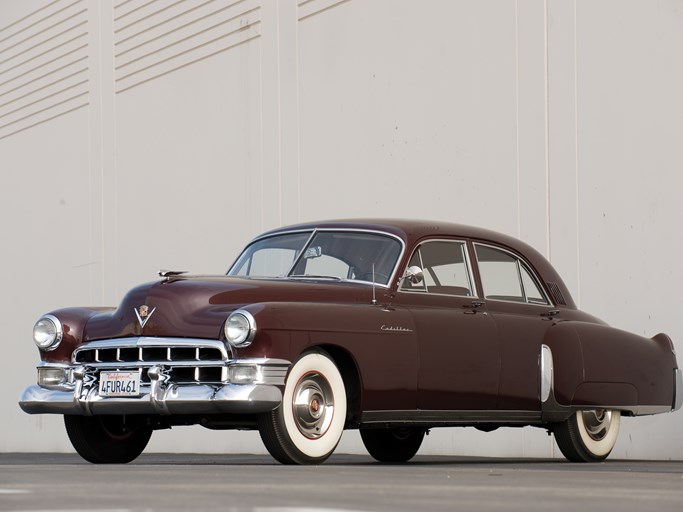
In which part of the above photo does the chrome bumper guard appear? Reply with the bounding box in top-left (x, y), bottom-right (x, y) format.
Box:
top-left (19, 357), bottom-right (290, 416)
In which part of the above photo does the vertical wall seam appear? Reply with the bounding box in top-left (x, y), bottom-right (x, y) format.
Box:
top-left (574, 0), bottom-right (580, 305)
top-left (514, 0), bottom-right (521, 239)
top-left (546, 0), bottom-right (553, 461)
top-left (276, 0), bottom-right (282, 227)
top-left (87, 0), bottom-right (94, 306)
top-left (544, 0), bottom-right (550, 259)
top-left (294, 4), bottom-right (301, 223)
top-left (258, 0), bottom-right (265, 230)
top-left (111, 0), bottom-right (119, 302)
top-left (96, 0), bottom-right (106, 305)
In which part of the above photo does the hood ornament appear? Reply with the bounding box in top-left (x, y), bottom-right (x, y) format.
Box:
top-left (134, 305), bottom-right (156, 328)
top-left (158, 269), bottom-right (188, 282)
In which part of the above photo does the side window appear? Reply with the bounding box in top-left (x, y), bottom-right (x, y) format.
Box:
top-left (401, 241), bottom-right (473, 296)
top-left (520, 264), bottom-right (548, 304)
top-left (475, 244), bottom-right (549, 305)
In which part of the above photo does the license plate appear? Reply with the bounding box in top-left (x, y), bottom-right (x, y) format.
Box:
top-left (99, 371), bottom-right (141, 397)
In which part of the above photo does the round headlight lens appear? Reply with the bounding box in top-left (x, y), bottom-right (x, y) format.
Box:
top-left (224, 311), bottom-right (256, 347)
top-left (33, 315), bottom-right (63, 351)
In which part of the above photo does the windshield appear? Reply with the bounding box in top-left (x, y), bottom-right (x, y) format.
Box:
top-left (227, 230), bottom-right (403, 286)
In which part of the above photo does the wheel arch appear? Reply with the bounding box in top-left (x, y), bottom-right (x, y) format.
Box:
top-left (310, 344), bottom-right (362, 426)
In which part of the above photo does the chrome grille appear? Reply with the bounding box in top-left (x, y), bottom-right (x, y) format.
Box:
top-left (72, 337), bottom-right (229, 384)
top-left (74, 346), bottom-right (224, 364)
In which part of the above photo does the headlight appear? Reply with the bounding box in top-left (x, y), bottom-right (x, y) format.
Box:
top-left (224, 310), bottom-right (256, 347)
top-left (33, 314), bottom-right (63, 351)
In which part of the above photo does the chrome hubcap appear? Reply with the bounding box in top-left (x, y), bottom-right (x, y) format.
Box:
top-left (292, 372), bottom-right (334, 439)
top-left (581, 409), bottom-right (612, 441)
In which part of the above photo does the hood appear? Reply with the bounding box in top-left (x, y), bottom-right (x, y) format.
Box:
top-left (83, 276), bottom-right (376, 341)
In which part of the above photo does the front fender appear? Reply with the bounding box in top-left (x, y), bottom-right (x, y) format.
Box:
top-left (40, 307), bottom-right (115, 363)
top-left (235, 301), bottom-right (419, 411)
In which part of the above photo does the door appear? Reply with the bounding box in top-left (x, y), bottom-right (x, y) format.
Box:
top-left (396, 239), bottom-right (501, 411)
top-left (473, 243), bottom-right (559, 411)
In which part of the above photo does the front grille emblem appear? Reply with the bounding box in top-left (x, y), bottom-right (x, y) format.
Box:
top-left (134, 305), bottom-right (156, 328)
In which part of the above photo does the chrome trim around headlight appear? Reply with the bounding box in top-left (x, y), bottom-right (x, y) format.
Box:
top-left (224, 310), bottom-right (257, 347)
top-left (33, 314), bottom-right (63, 351)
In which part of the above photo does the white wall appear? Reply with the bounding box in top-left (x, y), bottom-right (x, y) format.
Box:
top-left (1, 0), bottom-right (682, 459)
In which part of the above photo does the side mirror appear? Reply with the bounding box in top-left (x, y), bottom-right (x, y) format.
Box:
top-left (400, 266), bottom-right (424, 285)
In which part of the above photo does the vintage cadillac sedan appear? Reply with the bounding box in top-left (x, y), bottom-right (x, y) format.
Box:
top-left (20, 220), bottom-right (682, 464)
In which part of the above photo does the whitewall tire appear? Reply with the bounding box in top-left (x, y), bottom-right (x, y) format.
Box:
top-left (553, 409), bottom-right (621, 462)
top-left (258, 349), bottom-right (347, 464)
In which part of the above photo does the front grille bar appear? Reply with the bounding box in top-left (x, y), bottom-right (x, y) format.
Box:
top-left (86, 346), bottom-right (223, 364)
top-left (72, 337), bottom-right (231, 385)
top-left (73, 337), bottom-right (230, 365)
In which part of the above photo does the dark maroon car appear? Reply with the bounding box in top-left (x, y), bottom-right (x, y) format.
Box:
top-left (20, 220), bottom-right (682, 464)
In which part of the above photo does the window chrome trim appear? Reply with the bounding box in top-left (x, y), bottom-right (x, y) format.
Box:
top-left (228, 228), bottom-right (406, 290)
top-left (473, 242), bottom-right (553, 307)
top-left (398, 239), bottom-right (479, 298)
top-left (284, 230), bottom-right (318, 277)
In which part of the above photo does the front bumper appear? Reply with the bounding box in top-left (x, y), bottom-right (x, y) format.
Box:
top-left (19, 346), bottom-right (290, 416)
top-left (19, 381), bottom-right (283, 415)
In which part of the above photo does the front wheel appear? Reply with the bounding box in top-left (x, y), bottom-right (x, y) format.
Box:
top-left (258, 350), bottom-right (347, 464)
top-left (360, 427), bottom-right (425, 463)
top-left (553, 409), bottom-right (621, 462)
top-left (64, 415), bottom-right (152, 464)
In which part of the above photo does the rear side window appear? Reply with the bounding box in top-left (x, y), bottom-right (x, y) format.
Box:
top-left (474, 244), bottom-right (549, 305)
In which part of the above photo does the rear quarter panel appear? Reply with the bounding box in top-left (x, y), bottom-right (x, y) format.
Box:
top-left (547, 321), bottom-right (677, 409)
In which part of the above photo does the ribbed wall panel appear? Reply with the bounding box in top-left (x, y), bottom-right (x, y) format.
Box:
top-left (298, 0), bottom-right (351, 22)
top-left (0, 0), bottom-right (88, 140)
top-left (114, 0), bottom-right (261, 93)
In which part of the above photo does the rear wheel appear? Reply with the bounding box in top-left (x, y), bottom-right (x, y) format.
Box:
top-left (360, 427), bottom-right (425, 463)
top-left (553, 409), bottom-right (621, 462)
top-left (64, 415), bottom-right (152, 464)
top-left (258, 350), bottom-right (347, 464)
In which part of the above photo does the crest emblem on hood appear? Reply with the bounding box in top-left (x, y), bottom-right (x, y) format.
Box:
top-left (134, 305), bottom-right (156, 328)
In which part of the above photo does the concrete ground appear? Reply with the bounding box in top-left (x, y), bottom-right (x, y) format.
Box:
top-left (1, 453), bottom-right (682, 512)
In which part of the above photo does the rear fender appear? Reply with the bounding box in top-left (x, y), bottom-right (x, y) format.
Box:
top-left (543, 321), bottom-right (678, 415)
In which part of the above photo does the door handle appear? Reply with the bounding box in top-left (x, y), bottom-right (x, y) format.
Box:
top-left (463, 301), bottom-right (484, 314)
top-left (541, 309), bottom-right (560, 318)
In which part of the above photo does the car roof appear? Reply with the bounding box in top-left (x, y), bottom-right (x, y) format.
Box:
top-left (259, 219), bottom-right (576, 308)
